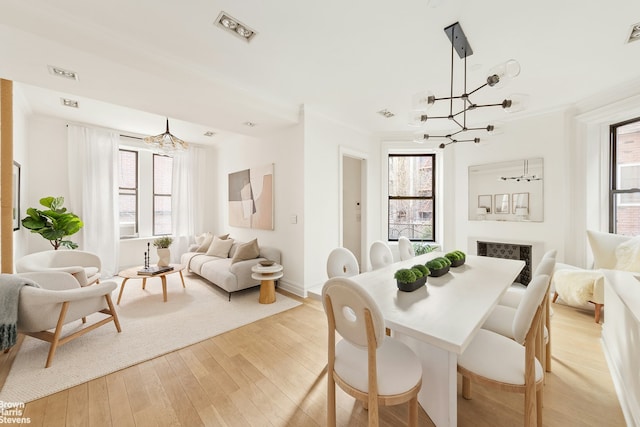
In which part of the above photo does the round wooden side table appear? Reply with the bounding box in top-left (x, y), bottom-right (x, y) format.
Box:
top-left (251, 264), bottom-right (283, 304)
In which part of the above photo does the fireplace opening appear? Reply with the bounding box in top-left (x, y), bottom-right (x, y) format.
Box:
top-left (477, 241), bottom-right (532, 285)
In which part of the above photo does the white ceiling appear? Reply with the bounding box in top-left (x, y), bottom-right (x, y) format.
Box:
top-left (1, 0), bottom-right (639, 146)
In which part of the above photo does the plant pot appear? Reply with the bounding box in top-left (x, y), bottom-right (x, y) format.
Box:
top-left (450, 257), bottom-right (466, 267)
top-left (397, 275), bottom-right (427, 292)
top-left (429, 266), bottom-right (450, 277)
top-left (157, 248), bottom-right (171, 267)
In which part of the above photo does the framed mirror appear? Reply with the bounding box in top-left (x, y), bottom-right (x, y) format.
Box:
top-left (468, 158), bottom-right (544, 222)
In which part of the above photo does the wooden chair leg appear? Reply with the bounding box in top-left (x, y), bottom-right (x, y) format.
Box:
top-left (408, 396), bottom-right (418, 427)
top-left (105, 294), bottom-right (122, 332)
top-left (594, 303), bottom-right (603, 323)
top-left (552, 292), bottom-right (559, 303)
top-left (368, 393), bottom-right (379, 427)
top-left (462, 376), bottom-right (472, 400)
top-left (45, 301), bottom-right (70, 368)
top-left (327, 374), bottom-right (336, 427)
top-left (545, 296), bottom-right (551, 372)
top-left (536, 387), bottom-right (543, 426)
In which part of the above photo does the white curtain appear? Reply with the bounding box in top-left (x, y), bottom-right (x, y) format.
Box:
top-left (68, 125), bottom-right (120, 277)
top-left (171, 145), bottom-right (204, 261)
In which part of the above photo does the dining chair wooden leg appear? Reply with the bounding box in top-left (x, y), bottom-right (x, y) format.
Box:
top-left (552, 292), bottom-right (559, 303)
top-left (545, 295), bottom-right (551, 372)
top-left (327, 374), bottom-right (336, 427)
top-left (536, 387), bottom-right (543, 426)
top-left (409, 396), bottom-right (418, 427)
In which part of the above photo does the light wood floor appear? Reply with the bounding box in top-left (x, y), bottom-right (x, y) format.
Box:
top-left (1, 291), bottom-right (626, 426)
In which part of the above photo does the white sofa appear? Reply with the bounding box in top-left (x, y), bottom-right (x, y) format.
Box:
top-left (180, 241), bottom-right (281, 300)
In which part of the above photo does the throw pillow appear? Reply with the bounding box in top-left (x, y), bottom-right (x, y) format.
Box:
top-left (614, 236), bottom-right (640, 272)
top-left (206, 236), bottom-right (235, 258)
top-left (231, 238), bottom-right (260, 264)
top-left (195, 233), bottom-right (213, 252)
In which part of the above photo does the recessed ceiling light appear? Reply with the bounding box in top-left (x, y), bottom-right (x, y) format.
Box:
top-left (377, 109), bottom-right (395, 118)
top-left (215, 12), bottom-right (257, 42)
top-left (627, 22), bottom-right (640, 43)
top-left (48, 65), bottom-right (79, 80)
top-left (204, 131), bottom-right (216, 137)
top-left (60, 98), bottom-right (79, 108)
top-left (244, 121), bottom-right (256, 127)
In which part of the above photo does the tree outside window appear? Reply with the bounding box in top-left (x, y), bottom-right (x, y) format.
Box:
top-left (388, 154), bottom-right (435, 241)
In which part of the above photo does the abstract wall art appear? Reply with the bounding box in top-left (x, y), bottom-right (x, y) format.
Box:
top-left (228, 163), bottom-right (274, 230)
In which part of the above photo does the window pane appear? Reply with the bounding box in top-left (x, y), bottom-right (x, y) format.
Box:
top-left (119, 149), bottom-right (137, 237)
top-left (119, 194), bottom-right (137, 237)
top-left (614, 194), bottom-right (640, 236)
top-left (154, 195), bottom-right (172, 235)
top-left (388, 199), bottom-right (433, 240)
top-left (119, 150), bottom-right (137, 189)
top-left (154, 155), bottom-right (173, 194)
top-left (389, 155), bottom-right (433, 197)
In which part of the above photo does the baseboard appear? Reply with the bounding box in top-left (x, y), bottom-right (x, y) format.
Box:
top-left (277, 279), bottom-right (304, 297)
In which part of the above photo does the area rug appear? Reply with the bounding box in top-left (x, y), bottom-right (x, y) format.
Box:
top-left (0, 273), bottom-right (300, 403)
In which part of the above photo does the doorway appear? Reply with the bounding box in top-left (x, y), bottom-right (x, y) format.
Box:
top-left (341, 150), bottom-right (366, 271)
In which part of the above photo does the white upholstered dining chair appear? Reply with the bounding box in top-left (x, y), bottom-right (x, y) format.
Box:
top-left (15, 271), bottom-right (121, 368)
top-left (458, 274), bottom-right (549, 427)
top-left (398, 237), bottom-right (415, 261)
top-left (482, 257), bottom-right (555, 372)
top-left (369, 241), bottom-right (393, 270)
top-left (322, 277), bottom-right (422, 427)
top-left (326, 247), bottom-right (360, 278)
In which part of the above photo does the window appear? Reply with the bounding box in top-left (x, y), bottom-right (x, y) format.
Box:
top-left (153, 154), bottom-right (173, 235)
top-left (118, 150), bottom-right (138, 238)
top-left (610, 117), bottom-right (640, 236)
top-left (388, 154), bottom-right (435, 241)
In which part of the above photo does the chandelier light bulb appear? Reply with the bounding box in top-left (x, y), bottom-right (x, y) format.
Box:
top-left (487, 59), bottom-right (521, 88)
top-left (503, 94), bottom-right (529, 113)
top-left (408, 110), bottom-right (428, 127)
top-left (412, 90), bottom-right (435, 110)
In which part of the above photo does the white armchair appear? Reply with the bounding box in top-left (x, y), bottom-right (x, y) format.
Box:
top-left (552, 230), bottom-right (638, 323)
top-left (16, 250), bottom-right (101, 286)
top-left (16, 271), bottom-right (121, 368)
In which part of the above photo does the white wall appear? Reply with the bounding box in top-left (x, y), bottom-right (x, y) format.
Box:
top-left (303, 108), bottom-right (379, 289)
top-left (214, 121), bottom-right (305, 295)
top-left (445, 111), bottom-right (568, 267)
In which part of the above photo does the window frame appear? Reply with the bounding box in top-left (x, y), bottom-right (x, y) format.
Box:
top-left (609, 116), bottom-right (640, 234)
top-left (387, 153), bottom-right (436, 242)
top-left (152, 153), bottom-right (173, 236)
top-left (118, 149), bottom-right (138, 238)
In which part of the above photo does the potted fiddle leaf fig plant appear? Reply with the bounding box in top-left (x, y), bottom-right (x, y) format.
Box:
top-left (21, 196), bottom-right (83, 250)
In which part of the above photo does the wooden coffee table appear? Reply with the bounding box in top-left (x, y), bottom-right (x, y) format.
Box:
top-left (117, 264), bottom-right (186, 304)
top-left (251, 264), bottom-right (283, 304)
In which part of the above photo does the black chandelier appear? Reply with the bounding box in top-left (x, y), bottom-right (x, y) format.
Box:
top-left (411, 22), bottom-right (526, 148)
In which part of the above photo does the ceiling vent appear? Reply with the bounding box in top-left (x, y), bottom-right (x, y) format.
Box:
top-left (48, 65), bottom-right (79, 80)
top-left (215, 12), bottom-right (257, 42)
top-left (627, 23), bottom-right (640, 43)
